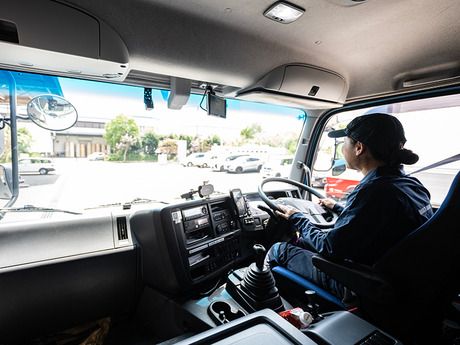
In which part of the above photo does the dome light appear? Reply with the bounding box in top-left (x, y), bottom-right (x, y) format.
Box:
top-left (264, 1), bottom-right (305, 24)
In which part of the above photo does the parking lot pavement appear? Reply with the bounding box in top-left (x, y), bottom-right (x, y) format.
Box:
top-left (21, 174), bottom-right (60, 187)
top-left (11, 160), bottom-right (325, 210)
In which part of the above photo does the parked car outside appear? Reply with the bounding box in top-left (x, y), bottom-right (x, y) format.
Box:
top-left (87, 152), bottom-right (106, 161)
top-left (18, 158), bottom-right (55, 175)
top-left (324, 167), bottom-right (362, 200)
top-left (182, 152), bottom-right (210, 167)
top-left (262, 156), bottom-right (293, 178)
top-left (226, 156), bottom-right (264, 173)
top-left (202, 154), bottom-right (220, 169)
top-left (212, 154), bottom-right (249, 172)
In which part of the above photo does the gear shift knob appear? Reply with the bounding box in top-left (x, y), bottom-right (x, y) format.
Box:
top-left (253, 244), bottom-right (266, 270)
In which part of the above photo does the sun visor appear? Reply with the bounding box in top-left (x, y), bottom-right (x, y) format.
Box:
top-left (0, 0), bottom-right (129, 81)
top-left (236, 64), bottom-right (348, 109)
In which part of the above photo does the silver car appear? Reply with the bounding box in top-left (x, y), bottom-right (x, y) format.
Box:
top-left (226, 156), bottom-right (264, 173)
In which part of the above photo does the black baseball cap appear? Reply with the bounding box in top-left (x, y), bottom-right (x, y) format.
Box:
top-left (328, 113), bottom-right (406, 152)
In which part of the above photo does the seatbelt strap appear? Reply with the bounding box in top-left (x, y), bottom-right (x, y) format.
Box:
top-left (408, 153), bottom-right (460, 176)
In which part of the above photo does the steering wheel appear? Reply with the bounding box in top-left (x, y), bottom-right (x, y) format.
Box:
top-left (258, 177), bottom-right (339, 228)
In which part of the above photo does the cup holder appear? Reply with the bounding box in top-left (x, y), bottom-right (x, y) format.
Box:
top-left (208, 301), bottom-right (246, 325)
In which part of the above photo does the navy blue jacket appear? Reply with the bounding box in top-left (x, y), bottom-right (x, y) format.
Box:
top-left (289, 166), bottom-right (433, 265)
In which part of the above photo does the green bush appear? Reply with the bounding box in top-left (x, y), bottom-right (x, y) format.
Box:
top-left (107, 152), bottom-right (158, 162)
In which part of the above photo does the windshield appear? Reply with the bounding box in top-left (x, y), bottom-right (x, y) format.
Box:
top-left (0, 70), bottom-right (304, 222)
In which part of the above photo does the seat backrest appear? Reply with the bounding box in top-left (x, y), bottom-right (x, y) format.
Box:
top-left (373, 171), bottom-right (460, 334)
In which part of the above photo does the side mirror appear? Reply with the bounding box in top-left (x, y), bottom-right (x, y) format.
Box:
top-left (27, 95), bottom-right (78, 131)
top-left (0, 165), bottom-right (13, 200)
top-left (332, 162), bottom-right (346, 176)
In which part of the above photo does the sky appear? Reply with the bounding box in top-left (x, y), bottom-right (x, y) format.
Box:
top-left (58, 77), bottom-right (306, 141)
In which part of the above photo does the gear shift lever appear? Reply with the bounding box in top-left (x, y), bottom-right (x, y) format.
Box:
top-left (254, 244), bottom-right (266, 270)
top-left (226, 244), bottom-right (284, 312)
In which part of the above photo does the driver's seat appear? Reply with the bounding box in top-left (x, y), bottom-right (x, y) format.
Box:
top-left (273, 171), bottom-right (460, 344)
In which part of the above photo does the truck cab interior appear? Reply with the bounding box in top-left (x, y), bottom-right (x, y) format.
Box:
top-left (1, 1), bottom-right (460, 344)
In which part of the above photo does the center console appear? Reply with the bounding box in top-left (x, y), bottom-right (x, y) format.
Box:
top-left (174, 308), bottom-right (403, 345)
top-left (180, 250), bottom-right (403, 345)
top-left (131, 196), bottom-right (247, 294)
top-left (177, 199), bottom-right (241, 281)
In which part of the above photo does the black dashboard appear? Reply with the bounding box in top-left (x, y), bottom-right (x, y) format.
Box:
top-left (130, 188), bottom-right (301, 294)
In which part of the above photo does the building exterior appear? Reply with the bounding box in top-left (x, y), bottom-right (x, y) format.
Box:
top-left (54, 119), bottom-right (110, 157)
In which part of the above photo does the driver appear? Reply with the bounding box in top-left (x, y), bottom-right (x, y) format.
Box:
top-left (266, 113), bottom-right (433, 298)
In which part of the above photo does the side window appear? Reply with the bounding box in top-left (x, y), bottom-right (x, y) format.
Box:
top-left (313, 94), bottom-right (460, 207)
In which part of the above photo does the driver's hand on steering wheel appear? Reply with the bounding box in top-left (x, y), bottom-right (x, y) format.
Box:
top-left (275, 204), bottom-right (301, 220)
top-left (318, 198), bottom-right (337, 210)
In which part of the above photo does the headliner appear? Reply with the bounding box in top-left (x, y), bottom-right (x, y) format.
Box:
top-left (63, 0), bottom-right (460, 102)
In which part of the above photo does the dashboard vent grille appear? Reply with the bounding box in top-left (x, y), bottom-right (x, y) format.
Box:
top-left (116, 216), bottom-right (129, 240)
top-left (211, 202), bottom-right (227, 213)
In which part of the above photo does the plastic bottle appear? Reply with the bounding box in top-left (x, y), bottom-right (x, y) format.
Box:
top-left (279, 307), bottom-right (313, 330)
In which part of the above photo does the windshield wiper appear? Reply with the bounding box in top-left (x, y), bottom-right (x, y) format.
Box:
top-left (85, 197), bottom-right (168, 210)
top-left (0, 205), bottom-right (82, 215)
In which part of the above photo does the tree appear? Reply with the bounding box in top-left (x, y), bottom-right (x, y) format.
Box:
top-left (285, 136), bottom-right (299, 154)
top-left (240, 124), bottom-right (262, 140)
top-left (116, 134), bottom-right (137, 161)
top-left (142, 131), bottom-right (160, 156)
top-left (198, 135), bottom-right (222, 152)
top-left (178, 134), bottom-right (195, 152)
top-left (209, 135), bottom-right (221, 146)
top-left (18, 127), bottom-right (33, 153)
top-left (157, 139), bottom-right (178, 157)
top-left (104, 115), bottom-right (139, 160)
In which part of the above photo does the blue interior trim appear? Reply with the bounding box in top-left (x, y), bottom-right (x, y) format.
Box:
top-left (272, 266), bottom-right (346, 309)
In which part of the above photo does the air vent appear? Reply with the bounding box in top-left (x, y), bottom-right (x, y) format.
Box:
top-left (211, 202), bottom-right (227, 213)
top-left (116, 216), bottom-right (129, 241)
top-left (0, 20), bottom-right (19, 44)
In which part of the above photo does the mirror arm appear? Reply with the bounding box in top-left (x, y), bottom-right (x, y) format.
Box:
top-left (0, 71), bottom-right (19, 208)
top-left (12, 115), bottom-right (28, 120)
top-left (0, 115), bottom-right (28, 124)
